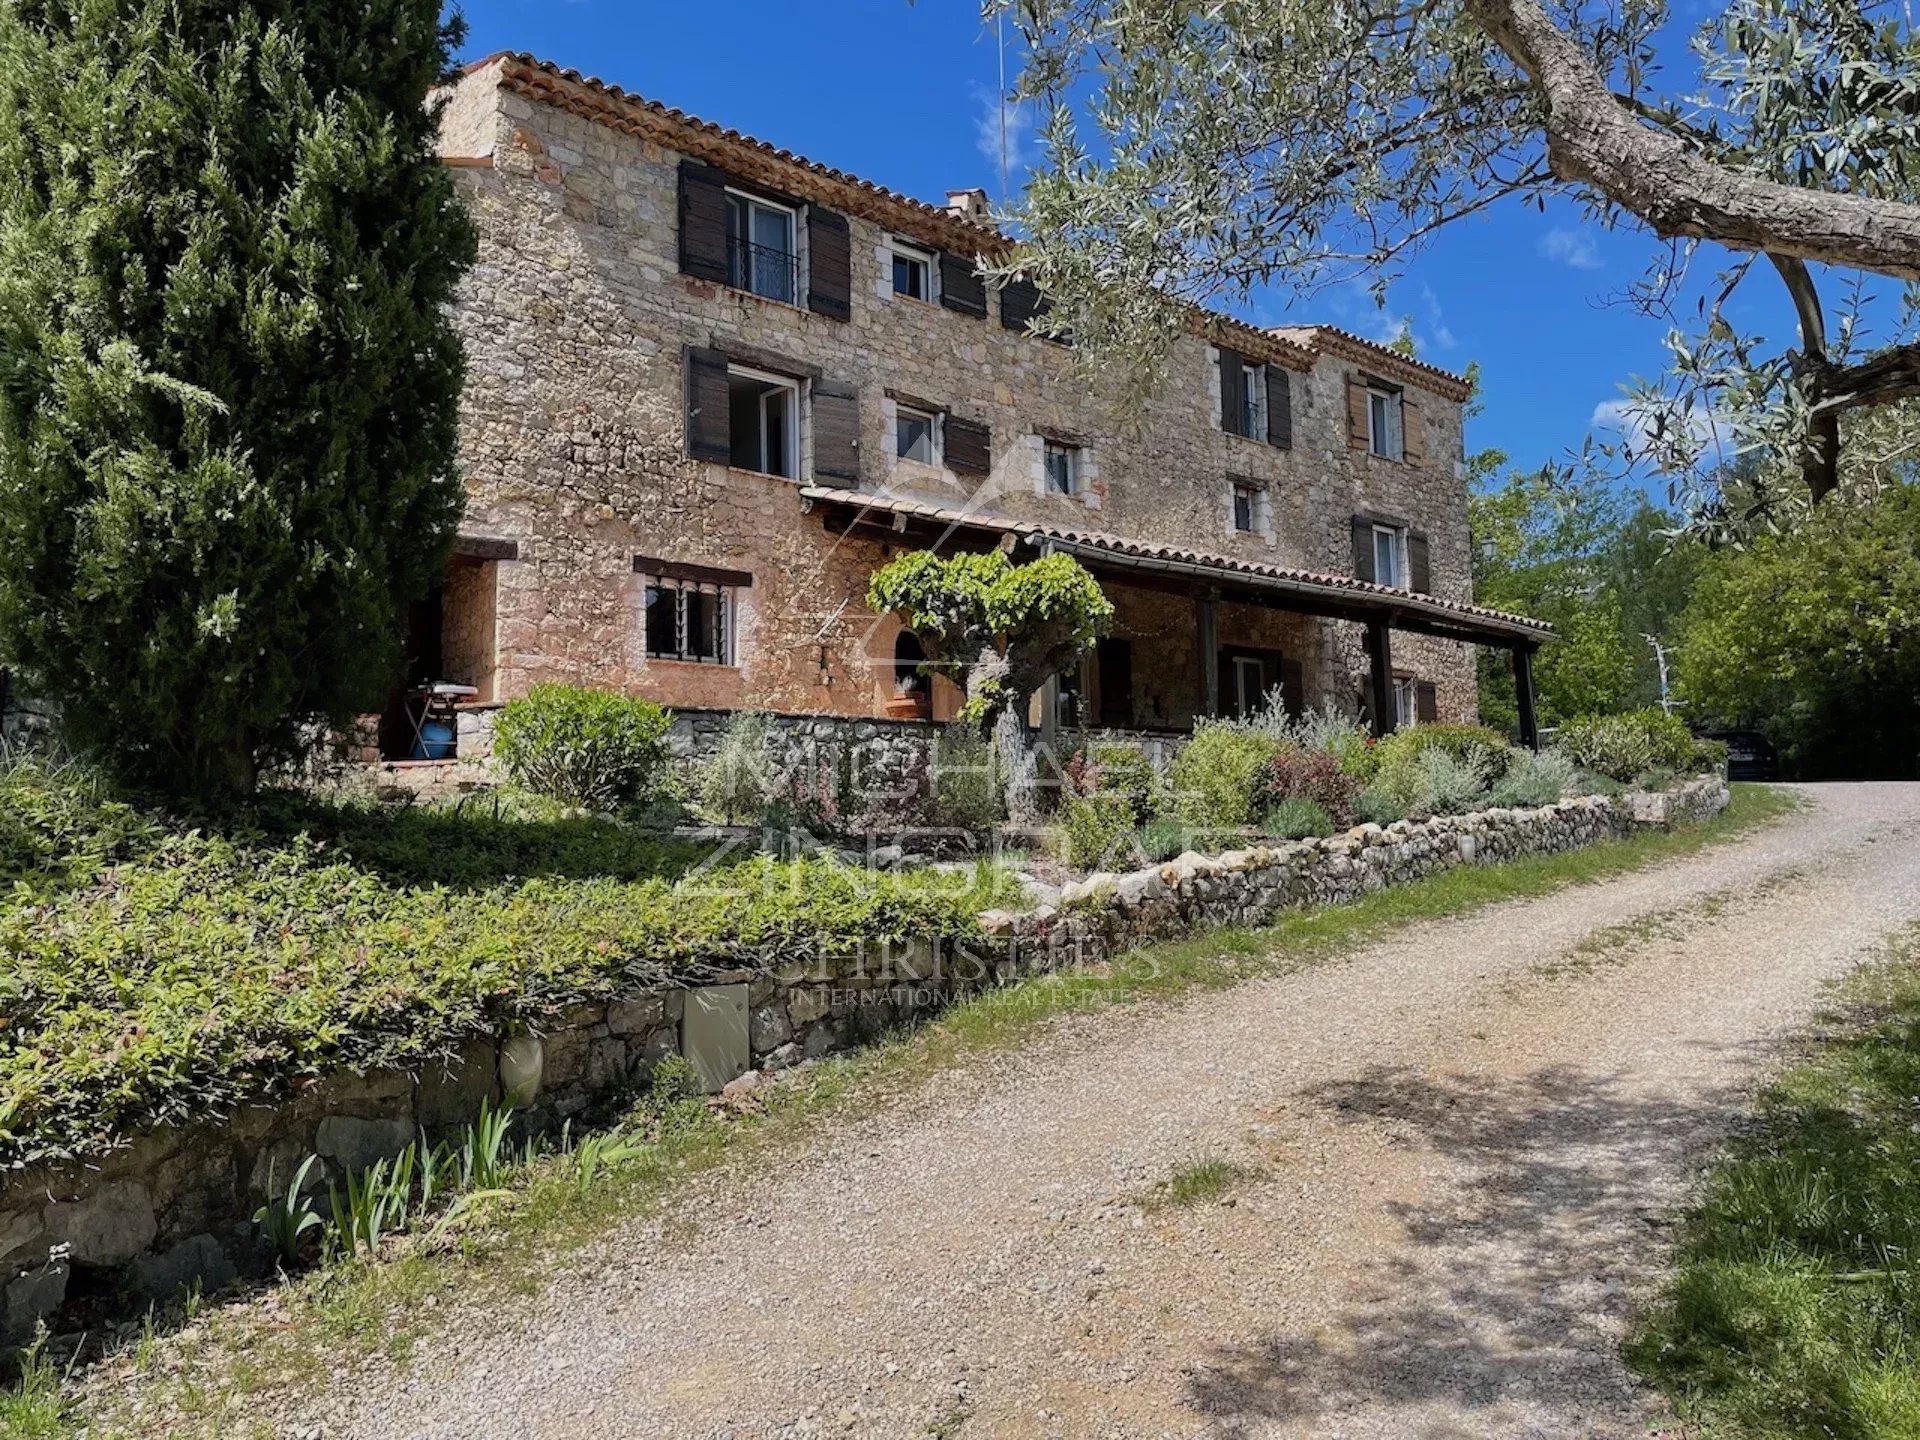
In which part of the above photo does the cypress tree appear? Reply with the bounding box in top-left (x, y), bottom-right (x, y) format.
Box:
top-left (0, 0), bottom-right (476, 793)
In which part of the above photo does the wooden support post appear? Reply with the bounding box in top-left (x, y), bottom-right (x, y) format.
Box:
top-left (1513, 645), bottom-right (1540, 751)
top-left (1038, 670), bottom-right (1061, 788)
top-left (1367, 618), bottom-right (1396, 738)
top-left (1196, 587), bottom-right (1219, 718)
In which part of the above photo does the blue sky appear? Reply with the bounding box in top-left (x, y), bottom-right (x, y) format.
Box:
top-left (452, 1), bottom-right (1817, 479)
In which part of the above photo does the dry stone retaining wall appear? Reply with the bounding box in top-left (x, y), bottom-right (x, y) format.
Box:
top-left (0, 776), bottom-right (1726, 1343)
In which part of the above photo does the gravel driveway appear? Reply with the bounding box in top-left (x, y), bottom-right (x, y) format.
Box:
top-left (323, 783), bottom-right (1920, 1440)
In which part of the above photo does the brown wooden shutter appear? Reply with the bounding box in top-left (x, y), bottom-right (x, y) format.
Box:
top-left (678, 161), bottom-right (729, 284)
top-left (1401, 396), bottom-right (1425, 464)
top-left (945, 415), bottom-right (992, 475)
top-left (684, 346), bottom-right (731, 463)
top-left (1408, 530), bottom-right (1431, 593)
top-left (1266, 367), bottom-right (1292, 449)
top-left (1218, 349), bottom-right (1247, 436)
top-left (1279, 657), bottom-right (1306, 718)
top-left (806, 206), bottom-right (851, 321)
top-left (1346, 375), bottom-right (1371, 450)
top-left (999, 277), bottom-right (1042, 332)
top-left (1415, 681), bottom-right (1439, 724)
top-left (811, 379), bottom-right (860, 484)
top-left (938, 252), bottom-right (987, 317)
top-left (1351, 515), bottom-right (1376, 582)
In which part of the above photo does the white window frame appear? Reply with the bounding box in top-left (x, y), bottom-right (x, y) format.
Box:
top-left (1043, 440), bottom-right (1080, 497)
top-left (725, 188), bottom-right (799, 306)
top-left (1373, 523), bottom-right (1405, 588)
top-left (1243, 361), bottom-right (1268, 440)
top-left (642, 575), bottom-right (737, 667)
top-left (887, 237), bottom-right (935, 303)
top-left (1368, 386), bottom-right (1404, 460)
top-left (1232, 655), bottom-right (1266, 718)
top-left (728, 363), bottom-right (801, 479)
top-left (895, 404), bottom-right (941, 465)
top-left (1393, 675), bottom-right (1418, 728)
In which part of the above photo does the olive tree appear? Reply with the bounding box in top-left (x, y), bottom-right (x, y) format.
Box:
top-left (997, 0), bottom-right (1920, 534)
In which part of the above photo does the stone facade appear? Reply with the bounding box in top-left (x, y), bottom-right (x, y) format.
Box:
top-left (404, 55), bottom-right (1516, 764)
top-left (0, 775), bottom-right (1724, 1342)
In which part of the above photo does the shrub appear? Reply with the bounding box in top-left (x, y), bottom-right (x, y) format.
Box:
top-left (1061, 790), bottom-right (1137, 871)
top-left (698, 711), bottom-right (771, 824)
top-left (1489, 748), bottom-right (1579, 808)
top-left (1135, 817), bottom-right (1191, 863)
top-left (1371, 744), bottom-right (1493, 819)
top-left (1353, 789), bottom-right (1405, 826)
top-left (1168, 722), bottom-right (1283, 827)
top-left (494, 686), bottom-right (672, 810)
top-left (1261, 796), bottom-right (1334, 840)
top-left (1354, 723), bottom-right (1513, 785)
top-left (1555, 709), bottom-right (1700, 783)
top-left (1066, 742), bottom-right (1161, 823)
top-left (932, 725), bottom-right (1004, 830)
top-left (1252, 747), bottom-right (1360, 828)
top-left (0, 746), bottom-right (164, 898)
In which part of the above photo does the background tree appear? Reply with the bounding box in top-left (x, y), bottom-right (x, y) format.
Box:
top-left (0, 0), bottom-right (475, 794)
top-left (868, 548), bottom-right (1111, 814)
top-left (998, 0), bottom-right (1920, 532)
top-left (1675, 485), bottom-right (1920, 777)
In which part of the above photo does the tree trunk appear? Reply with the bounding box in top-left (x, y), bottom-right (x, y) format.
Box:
top-left (964, 649), bottom-right (1039, 822)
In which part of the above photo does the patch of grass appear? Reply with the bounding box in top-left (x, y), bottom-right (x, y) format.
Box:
top-left (1147, 1155), bottom-right (1257, 1210)
top-left (1628, 920), bottom-right (1920, 1439)
top-left (51, 784), bottom-right (1795, 1439)
top-left (0, 1340), bottom-right (71, 1439)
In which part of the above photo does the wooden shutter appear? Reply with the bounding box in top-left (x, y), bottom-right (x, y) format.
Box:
top-left (1416, 681), bottom-right (1439, 724)
top-left (1408, 530), bottom-right (1431, 593)
top-left (999, 277), bottom-right (1043, 332)
top-left (1346, 375), bottom-right (1371, 450)
top-left (938, 252), bottom-right (987, 317)
top-left (806, 206), bottom-right (851, 321)
top-left (1401, 396), bottom-right (1425, 464)
top-left (1218, 350), bottom-right (1247, 436)
top-left (1351, 515), bottom-right (1376, 582)
top-left (945, 415), bottom-right (992, 475)
top-left (1266, 367), bottom-right (1293, 449)
top-left (678, 160), bottom-right (729, 284)
top-left (684, 346), bottom-right (731, 463)
top-left (1279, 657), bottom-right (1306, 718)
top-left (812, 380), bottom-right (860, 484)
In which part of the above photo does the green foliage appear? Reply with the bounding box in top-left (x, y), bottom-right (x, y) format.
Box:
top-left (493, 686), bottom-right (672, 811)
top-left (0, 768), bottom-right (1020, 1166)
top-left (0, 1334), bottom-right (66, 1438)
top-left (0, 745), bottom-right (164, 899)
top-left (867, 549), bottom-right (1111, 729)
top-left (1252, 747), bottom-right (1359, 828)
top-left (1260, 796), bottom-right (1334, 840)
top-left (1168, 722), bottom-right (1283, 827)
top-left (1488, 748), bottom-right (1578, 808)
top-left (0, 0), bottom-right (476, 794)
top-left (697, 711), bottom-right (770, 825)
top-left (1060, 790), bottom-right (1137, 871)
top-left (1068, 741), bottom-right (1161, 824)
top-left (1369, 744), bottom-right (1495, 820)
top-left (254, 1154), bottom-right (325, 1266)
top-left (1353, 788), bottom-right (1406, 826)
top-left (1354, 723), bottom-right (1512, 786)
top-left (1134, 817), bottom-right (1192, 863)
top-left (1556, 709), bottom-right (1702, 783)
top-left (931, 724), bottom-right (1005, 830)
top-left (1675, 486), bottom-right (1920, 778)
top-left (1629, 927), bottom-right (1920, 1439)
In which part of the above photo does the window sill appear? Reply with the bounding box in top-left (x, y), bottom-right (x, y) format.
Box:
top-left (722, 464), bottom-right (800, 484)
top-left (680, 273), bottom-right (806, 315)
top-left (644, 657), bottom-right (741, 671)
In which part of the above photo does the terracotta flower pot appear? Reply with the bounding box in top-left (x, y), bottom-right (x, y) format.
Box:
top-left (885, 692), bottom-right (931, 721)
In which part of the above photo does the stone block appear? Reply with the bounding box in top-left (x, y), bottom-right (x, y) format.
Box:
top-left (500, 1033), bottom-right (544, 1106)
top-left (2, 1258), bottom-right (67, 1341)
top-left (316, 1114), bottom-right (414, 1175)
top-left (749, 1001), bottom-right (792, 1054)
top-left (417, 1037), bottom-right (499, 1132)
top-left (44, 1181), bottom-right (158, 1266)
top-left (130, 1234), bottom-right (236, 1302)
top-left (607, 993), bottom-right (666, 1036)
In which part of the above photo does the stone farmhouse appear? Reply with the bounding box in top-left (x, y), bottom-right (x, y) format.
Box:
top-left (399, 53), bottom-right (1550, 772)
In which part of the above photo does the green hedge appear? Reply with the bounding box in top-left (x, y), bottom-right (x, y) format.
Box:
top-left (0, 773), bottom-right (1019, 1166)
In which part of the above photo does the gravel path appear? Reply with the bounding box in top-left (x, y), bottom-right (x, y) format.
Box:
top-left (324, 783), bottom-right (1920, 1440)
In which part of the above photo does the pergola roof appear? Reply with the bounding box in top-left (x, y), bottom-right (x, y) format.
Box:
top-left (799, 486), bottom-right (1553, 648)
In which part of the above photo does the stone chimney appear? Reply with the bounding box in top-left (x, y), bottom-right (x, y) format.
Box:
top-left (944, 188), bottom-right (992, 225)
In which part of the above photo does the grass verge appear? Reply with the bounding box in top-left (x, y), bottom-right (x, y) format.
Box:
top-left (35, 782), bottom-right (1796, 1439)
top-left (1628, 919), bottom-right (1920, 1439)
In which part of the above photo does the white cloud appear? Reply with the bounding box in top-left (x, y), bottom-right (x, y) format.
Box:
top-left (972, 83), bottom-right (1033, 195)
top-left (1542, 226), bottom-right (1604, 271)
top-left (1591, 397), bottom-right (1729, 463)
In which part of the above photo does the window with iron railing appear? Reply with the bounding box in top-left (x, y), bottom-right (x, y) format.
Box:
top-left (726, 191), bottom-right (798, 304)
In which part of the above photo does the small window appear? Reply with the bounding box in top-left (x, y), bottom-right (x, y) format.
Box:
top-left (890, 240), bottom-right (933, 301)
top-left (1393, 676), bottom-right (1418, 728)
top-left (727, 366), bottom-right (800, 478)
top-left (1232, 482), bottom-right (1258, 534)
top-left (1044, 440), bottom-right (1079, 496)
top-left (1231, 656), bottom-right (1266, 719)
top-left (1373, 524), bottom-right (1404, 588)
top-left (1242, 362), bottom-right (1267, 439)
top-left (896, 406), bottom-right (939, 465)
top-left (725, 190), bottom-right (797, 305)
top-left (644, 576), bottom-right (736, 665)
top-left (1368, 386), bottom-right (1404, 460)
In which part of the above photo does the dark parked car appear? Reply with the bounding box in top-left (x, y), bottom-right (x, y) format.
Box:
top-left (1700, 728), bottom-right (1780, 781)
